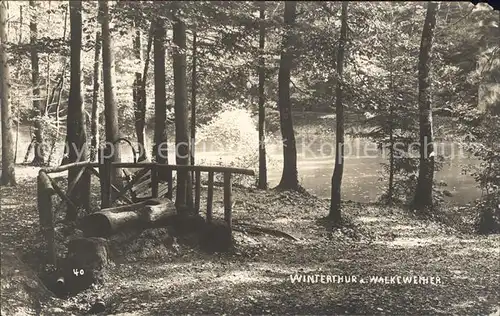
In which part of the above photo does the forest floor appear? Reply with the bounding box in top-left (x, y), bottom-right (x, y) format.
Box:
top-left (1, 166), bottom-right (499, 316)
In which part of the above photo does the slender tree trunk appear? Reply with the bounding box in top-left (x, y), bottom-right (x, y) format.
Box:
top-left (44, 1), bottom-right (52, 116)
top-left (133, 19), bottom-right (147, 161)
top-left (50, 4), bottom-right (68, 165)
top-left (413, 1), bottom-right (439, 211)
top-left (100, 0), bottom-right (121, 183)
top-left (258, 1), bottom-right (268, 190)
top-left (90, 31), bottom-right (102, 162)
top-left (190, 30), bottom-right (197, 168)
top-left (329, 2), bottom-right (348, 221)
top-left (14, 4), bottom-right (23, 164)
top-left (66, 0), bottom-right (90, 219)
top-left (30, 0), bottom-right (44, 165)
top-left (387, 4), bottom-right (395, 204)
top-left (173, 4), bottom-right (192, 208)
top-left (153, 18), bottom-right (168, 164)
top-left (0, 0), bottom-right (16, 186)
top-left (277, 1), bottom-right (299, 190)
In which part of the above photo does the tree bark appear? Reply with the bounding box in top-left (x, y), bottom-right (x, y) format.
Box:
top-left (153, 18), bottom-right (168, 164)
top-left (277, 1), bottom-right (299, 190)
top-left (90, 31), bottom-right (102, 162)
top-left (133, 19), bottom-right (147, 162)
top-left (30, 0), bottom-right (45, 165)
top-left (413, 1), bottom-right (439, 211)
top-left (100, 0), bottom-right (121, 183)
top-left (257, 2), bottom-right (268, 190)
top-left (66, 0), bottom-right (90, 219)
top-left (0, 0), bottom-right (16, 186)
top-left (173, 4), bottom-right (192, 207)
top-left (329, 2), bottom-right (348, 221)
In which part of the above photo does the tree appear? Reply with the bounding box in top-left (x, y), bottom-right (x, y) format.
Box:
top-left (66, 0), bottom-right (90, 219)
top-left (90, 31), bottom-right (101, 162)
top-left (0, 0), bottom-right (16, 186)
top-left (133, 18), bottom-right (147, 162)
top-left (329, 1), bottom-right (349, 221)
top-left (173, 3), bottom-right (192, 207)
top-left (153, 16), bottom-right (168, 164)
top-left (100, 0), bottom-right (121, 182)
top-left (257, 1), bottom-right (268, 190)
top-left (413, 1), bottom-right (439, 211)
top-left (277, 1), bottom-right (299, 190)
top-left (47, 3), bottom-right (69, 166)
top-left (190, 30), bottom-right (197, 168)
top-left (29, 0), bottom-right (45, 165)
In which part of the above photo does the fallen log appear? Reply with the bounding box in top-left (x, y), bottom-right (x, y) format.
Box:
top-left (79, 199), bottom-right (177, 237)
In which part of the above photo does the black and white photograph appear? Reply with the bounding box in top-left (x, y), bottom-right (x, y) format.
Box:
top-left (0, 0), bottom-right (499, 315)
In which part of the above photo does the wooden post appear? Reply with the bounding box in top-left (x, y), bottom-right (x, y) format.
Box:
top-left (223, 172), bottom-right (232, 231)
top-left (37, 171), bottom-right (54, 232)
top-left (194, 170), bottom-right (201, 212)
top-left (187, 172), bottom-right (193, 209)
top-left (166, 169), bottom-right (173, 199)
top-left (37, 171), bottom-right (56, 265)
top-left (67, 165), bottom-right (86, 197)
top-left (99, 145), bottom-right (112, 208)
top-left (206, 171), bottom-right (214, 222)
top-left (151, 163), bottom-right (158, 198)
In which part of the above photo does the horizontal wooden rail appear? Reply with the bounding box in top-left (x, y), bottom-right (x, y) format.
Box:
top-left (41, 162), bottom-right (255, 176)
top-left (111, 163), bottom-right (255, 175)
top-left (42, 161), bottom-right (94, 174)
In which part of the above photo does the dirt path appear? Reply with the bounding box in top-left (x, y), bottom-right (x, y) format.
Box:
top-left (1, 171), bottom-right (499, 315)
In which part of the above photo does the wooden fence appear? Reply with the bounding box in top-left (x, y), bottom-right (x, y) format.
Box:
top-left (37, 148), bottom-right (255, 265)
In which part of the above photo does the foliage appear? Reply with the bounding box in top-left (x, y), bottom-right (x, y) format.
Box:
top-left (197, 106), bottom-right (278, 186)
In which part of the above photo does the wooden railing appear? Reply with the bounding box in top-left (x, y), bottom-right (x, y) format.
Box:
top-left (37, 156), bottom-right (255, 264)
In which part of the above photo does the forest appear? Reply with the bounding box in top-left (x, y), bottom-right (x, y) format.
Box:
top-left (0, 1), bottom-right (499, 315)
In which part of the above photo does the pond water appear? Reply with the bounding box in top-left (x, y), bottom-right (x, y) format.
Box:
top-left (197, 137), bottom-right (480, 205)
top-left (11, 124), bottom-right (480, 205)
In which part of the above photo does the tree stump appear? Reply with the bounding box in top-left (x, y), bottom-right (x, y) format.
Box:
top-left (60, 237), bottom-right (109, 294)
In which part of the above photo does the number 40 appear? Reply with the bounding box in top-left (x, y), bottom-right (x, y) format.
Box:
top-left (73, 269), bottom-right (85, 276)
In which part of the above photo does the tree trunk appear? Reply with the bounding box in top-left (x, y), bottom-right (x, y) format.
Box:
top-left (173, 4), bottom-right (192, 208)
top-left (0, 0), bottom-right (16, 186)
top-left (90, 31), bottom-right (102, 162)
top-left (257, 2), bottom-right (268, 190)
top-left (277, 1), bottom-right (298, 190)
top-left (190, 30), bottom-right (197, 168)
top-left (30, 0), bottom-right (45, 166)
top-left (133, 19), bottom-right (147, 162)
top-left (66, 0), bottom-right (90, 220)
top-left (100, 0), bottom-right (121, 183)
top-left (387, 4), bottom-right (396, 204)
top-left (14, 4), bottom-right (22, 164)
top-left (49, 5), bottom-right (68, 166)
top-left (413, 1), bottom-right (439, 211)
top-left (153, 18), bottom-right (168, 164)
top-left (329, 2), bottom-right (348, 221)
